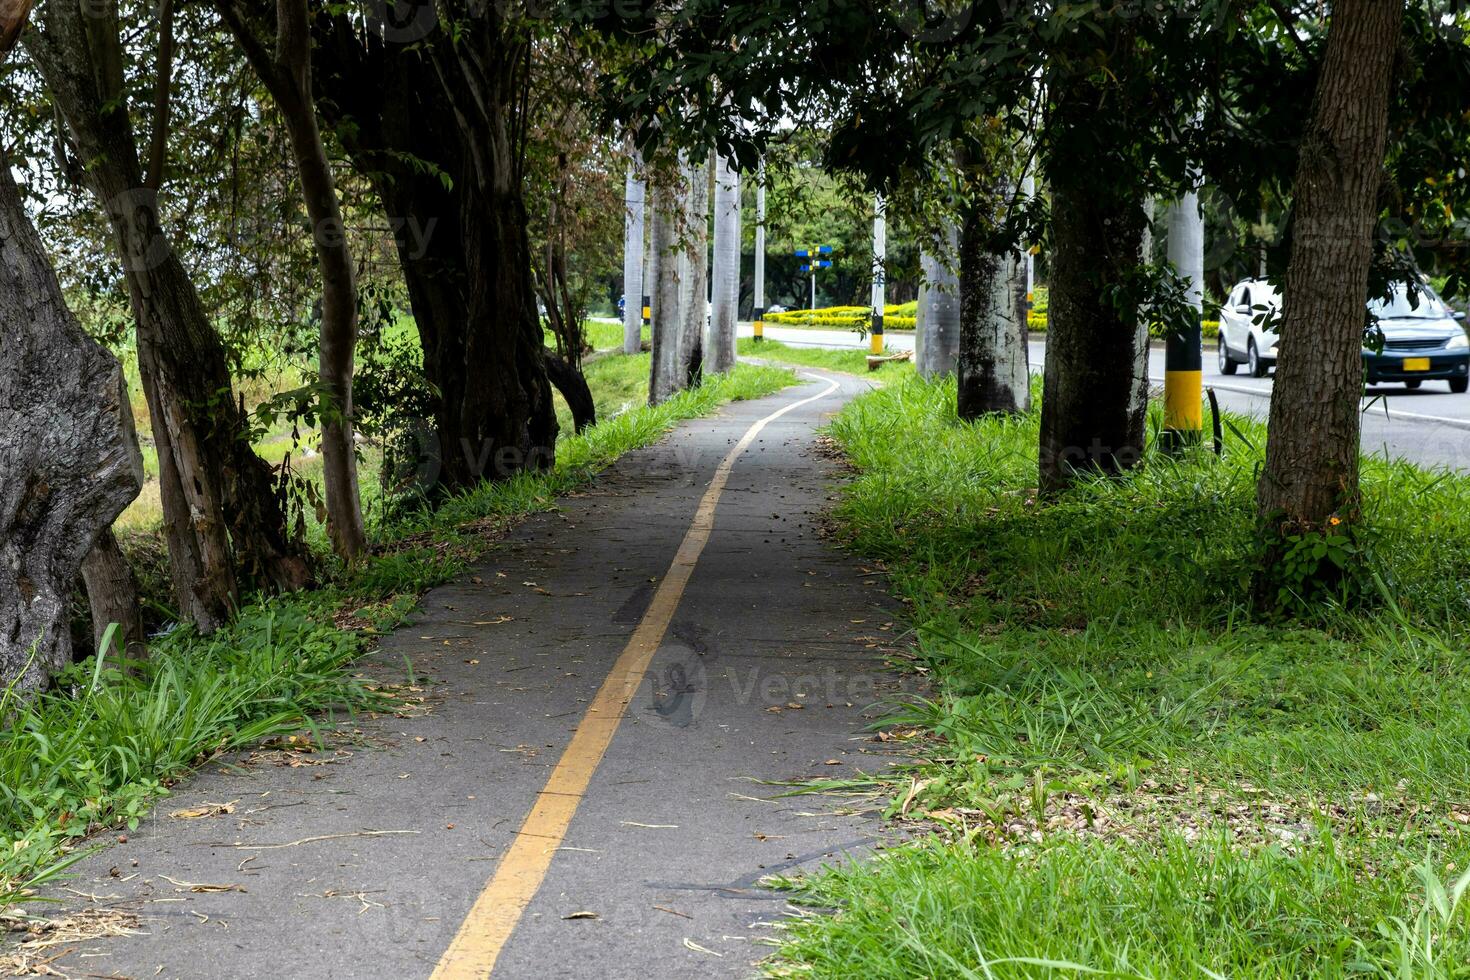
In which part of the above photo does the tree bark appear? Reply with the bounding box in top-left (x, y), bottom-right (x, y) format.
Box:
top-left (0, 158), bottom-right (142, 694)
top-left (1039, 182), bottom-right (1149, 492)
top-left (81, 529), bottom-right (147, 664)
top-left (310, 5), bottom-right (557, 492)
top-left (1038, 39), bottom-right (1152, 494)
top-left (26, 0), bottom-right (310, 631)
top-left (1257, 0), bottom-right (1402, 531)
top-left (707, 153), bottom-right (740, 374)
top-left (543, 350), bottom-right (596, 433)
top-left (916, 222), bottom-right (960, 379)
top-left (623, 155), bottom-right (646, 355)
top-left (649, 178), bottom-right (683, 404)
top-left (679, 154), bottom-right (710, 389)
top-left (217, 0), bottom-right (368, 562)
top-left (957, 185), bottom-right (1030, 418)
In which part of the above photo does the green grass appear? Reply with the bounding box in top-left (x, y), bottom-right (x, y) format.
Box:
top-left (1, 356), bottom-right (796, 915)
top-left (768, 374), bottom-right (1470, 977)
top-left (0, 602), bottom-right (379, 910)
top-left (738, 337), bottom-right (916, 379)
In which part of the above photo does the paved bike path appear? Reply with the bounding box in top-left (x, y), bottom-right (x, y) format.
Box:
top-left (21, 370), bottom-right (907, 979)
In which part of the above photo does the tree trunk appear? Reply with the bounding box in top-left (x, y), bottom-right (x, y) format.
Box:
top-left (310, 6), bottom-right (556, 492)
top-left (1257, 0), bottom-right (1402, 532)
top-left (679, 155), bottom-right (710, 389)
top-left (916, 222), bottom-right (960, 379)
top-left (707, 154), bottom-right (740, 374)
top-left (544, 350), bottom-right (596, 433)
top-left (0, 159), bottom-right (142, 694)
top-left (218, 0), bottom-right (367, 562)
top-left (623, 155), bottom-right (646, 355)
top-left (1038, 181), bottom-right (1149, 493)
top-left (1037, 37), bottom-right (1153, 494)
top-left (26, 1), bottom-right (310, 630)
top-left (957, 187), bottom-right (1030, 418)
top-left (82, 529), bottom-right (147, 664)
top-left (649, 178), bottom-right (684, 404)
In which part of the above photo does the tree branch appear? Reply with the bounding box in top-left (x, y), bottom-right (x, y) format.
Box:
top-left (1266, 0), bottom-right (1305, 49)
top-left (144, 0), bottom-right (175, 190)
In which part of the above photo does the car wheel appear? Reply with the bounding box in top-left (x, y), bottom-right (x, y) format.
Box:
top-left (1451, 377), bottom-right (1469, 394)
top-left (1218, 336), bottom-right (1238, 375)
top-left (1405, 379), bottom-right (1423, 390)
top-left (1248, 338), bottom-right (1267, 378)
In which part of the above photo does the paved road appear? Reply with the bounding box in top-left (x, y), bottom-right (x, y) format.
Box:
top-left (738, 323), bottom-right (1470, 470)
top-left (24, 373), bottom-right (908, 979)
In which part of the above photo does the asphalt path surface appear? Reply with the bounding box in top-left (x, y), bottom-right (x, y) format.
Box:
top-left (22, 371), bottom-right (910, 979)
top-left (737, 323), bottom-right (1470, 470)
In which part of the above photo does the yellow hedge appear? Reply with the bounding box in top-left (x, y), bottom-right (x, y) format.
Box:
top-left (767, 305), bottom-right (1217, 338)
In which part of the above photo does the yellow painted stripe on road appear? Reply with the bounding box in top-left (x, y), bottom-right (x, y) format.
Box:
top-left (430, 373), bottom-right (842, 979)
top-left (1164, 369), bottom-right (1203, 430)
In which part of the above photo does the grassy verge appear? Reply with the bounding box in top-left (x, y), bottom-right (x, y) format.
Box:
top-left (738, 337), bottom-right (916, 379)
top-left (768, 374), bottom-right (1470, 977)
top-left (2, 357), bottom-right (796, 916)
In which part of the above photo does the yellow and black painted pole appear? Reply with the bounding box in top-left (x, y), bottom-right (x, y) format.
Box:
top-left (871, 193), bottom-right (886, 356)
top-left (1162, 190), bottom-right (1205, 453)
top-left (753, 161), bottom-right (766, 343)
top-left (1163, 320), bottom-right (1204, 452)
top-left (641, 294), bottom-right (651, 329)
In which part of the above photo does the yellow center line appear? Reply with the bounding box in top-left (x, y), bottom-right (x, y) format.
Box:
top-left (430, 373), bottom-right (841, 979)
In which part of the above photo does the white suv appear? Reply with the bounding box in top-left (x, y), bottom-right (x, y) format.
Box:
top-left (1217, 277), bottom-right (1470, 391)
top-left (1217, 278), bottom-right (1280, 378)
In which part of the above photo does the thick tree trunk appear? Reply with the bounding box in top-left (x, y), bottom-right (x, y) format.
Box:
top-left (679, 155), bottom-right (710, 389)
top-left (1257, 0), bottom-right (1402, 531)
top-left (957, 188), bottom-right (1030, 418)
top-left (81, 529), bottom-right (147, 663)
top-left (1039, 182), bottom-right (1149, 492)
top-left (218, 0), bottom-right (367, 562)
top-left (916, 223), bottom-right (961, 379)
top-left (311, 6), bottom-right (556, 493)
top-left (649, 179), bottom-right (684, 404)
top-left (27, 2), bottom-right (310, 630)
top-left (1038, 37), bottom-right (1152, 494)
top-left (707, 154), bottom-right (740, 374)
top-left (0, 160), bottom-right (142, 694)
top-left (623, 157), bottom-right (646, 355)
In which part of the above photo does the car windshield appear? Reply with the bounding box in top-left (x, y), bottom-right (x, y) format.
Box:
top-left (1369, 282), bottom-right (1449, 320)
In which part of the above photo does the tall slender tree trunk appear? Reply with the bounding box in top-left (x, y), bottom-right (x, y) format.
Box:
top-left (0, 158), bottom-right (142, 693)
top-left (536, 155), bottom-right (597, 434)
top-left (916, 222), bottom-right (960, 379)
top-left (27, 0), bottom-right (310, 631)
top-left (679, 154), bottom-right (711, 389)
top-left (649, 178), bottom-right (683, 404)
top-left (218, 0), bottom-right (367, 562)
top-left (707, 154), bottom-right (740, 374)
top-left (957, 181), bottom-right (1030, 418)
top-left (1258, 0), bottom-right (1402, 533)
top-left (623, 154), bottom-right (646, 355)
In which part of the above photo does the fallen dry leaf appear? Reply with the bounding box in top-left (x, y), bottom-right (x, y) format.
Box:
top-left (169, 800), bottom-right (239, 820)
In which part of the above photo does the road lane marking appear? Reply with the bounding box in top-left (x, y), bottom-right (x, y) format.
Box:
top-left (429, 373), bottom-right (842, 979)
top-left (1150, 375), bottom-right (1470, 431)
